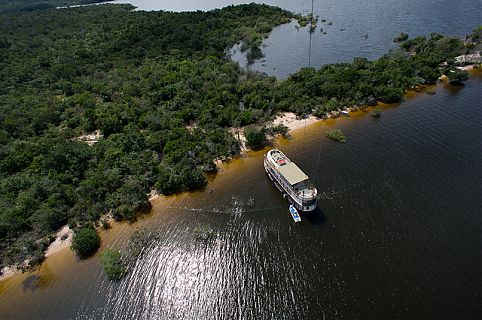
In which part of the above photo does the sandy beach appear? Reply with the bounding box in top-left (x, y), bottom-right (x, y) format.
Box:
top-left (271, 112), bottom-right (320, 132)
top-left (228, 112), bottom-right (322, 153)
top-left (0, 266), bottom-right (19, 282)
top-left (45, 225), bottom-right (73, 258)
top-left (0, 226), bottom-right (74, 282)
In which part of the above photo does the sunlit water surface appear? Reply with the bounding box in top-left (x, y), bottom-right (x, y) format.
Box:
top-left (1, 0), bottom-right (481, 319)
top-left (1, 72), bottom-right (480, 319)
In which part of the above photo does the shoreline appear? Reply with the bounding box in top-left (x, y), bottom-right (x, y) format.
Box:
top-left (0, 226), bottom-right (74, 282)
top-left (2, 65), bottom-right (479, 284)
top-left (226, 63), bottom-right (481, 156)
top-left (44, 226), bottom-right (73, 258)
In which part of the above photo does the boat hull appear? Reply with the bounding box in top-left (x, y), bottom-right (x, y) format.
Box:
top-left (264, 160), bottom-right (317, 212)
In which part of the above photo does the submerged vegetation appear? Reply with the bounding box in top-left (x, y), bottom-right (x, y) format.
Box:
top-left (100, 248), bottom-right (126, 281)
top-left (326, 129), bottom-right (346, 143)
top-left (100, 227), bottom-right (157, 281)
top-left (128, 227), bottom-right (158, 258)
top-left (0, 0), bottom-right (479, 270)
top-left (447, 69), bottom-right (469, 84)
top-left (371, 107), bottom-right (383, 118)
top-left (193, 225), bottom-right (215, 241)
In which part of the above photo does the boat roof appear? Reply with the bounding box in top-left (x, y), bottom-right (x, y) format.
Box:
top-left (278, 162), bottom-right (309, 185)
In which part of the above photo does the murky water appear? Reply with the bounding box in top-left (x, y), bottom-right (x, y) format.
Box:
top-left (1, 72), bottom-right (480, 319)
top-left (1, 1), bottom-right (481, 318)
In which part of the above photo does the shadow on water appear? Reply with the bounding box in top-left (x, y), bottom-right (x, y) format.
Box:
top-left (21, 275), bottom-right (41, 292)
top-left (442, 80), bottom-right (465, 95)
top-left (302, 206), bottom-right (326, 225)
top-left (21, 274), bottom-right (54, 292)
top-left (21, 264), bottom-right (56, 292)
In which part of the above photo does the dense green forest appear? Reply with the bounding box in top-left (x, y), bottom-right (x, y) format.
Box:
top-left (0, 0), bottom-right (112, 13)
top-left (0, 3), bottom-right (294, 269)
top-left (0, 2), bottom-right (479, 270)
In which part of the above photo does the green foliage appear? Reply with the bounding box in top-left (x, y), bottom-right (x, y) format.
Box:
top-left (70, 226), bottom-right (100, 258)
top-left (0, 1), bottom-right (476, 269)
top-left (326, 129), bottom-right (346, 143)
top-left (244, 126), bottom-right (267, 148)
top-left (393, 33), bottom-right (409, 42)
top-left (268, 124), bottom-right (289, 136)
top-left (0, 3), bottom-right (290, 267)
top-left (128, 227), bottom-right (157, 258)
top-left (100, 248), bottom-right (126, 281)
top-left (467, 25), bottom-right (482, 42)
top-left (100, 218), bottom-right (110, 230)
top-left (376, 87), bottom-right (403, 103)
top-left (447, 70), bottom-right (469, 83)
top-left (247, 44), bottom-right (264, 63)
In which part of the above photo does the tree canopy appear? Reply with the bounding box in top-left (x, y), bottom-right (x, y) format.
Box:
top-left (70, 226), bottom-right (100, 258)
top-left (0, 2), bottom-right (479, 270)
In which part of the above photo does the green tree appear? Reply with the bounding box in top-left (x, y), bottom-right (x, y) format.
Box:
top-left (326, 129), bottom-right (346, 143)
top-left (70, 226), bottom-right (100, 258)
top-left (448, 70), bottom-right (469, 84)
top-left (244, 126), bottom-right (267, 148)
top-left (100, 248), bottom-right (126, 281)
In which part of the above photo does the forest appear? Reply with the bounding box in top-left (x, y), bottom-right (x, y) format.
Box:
top-left (0, 2), bottom-right (479, 270)
top-left (0, 0), bottom-right (112, 13)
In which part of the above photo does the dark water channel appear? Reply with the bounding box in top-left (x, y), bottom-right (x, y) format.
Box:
top-left (1, 73), bottom-right (480, 319)
top-left (1, 1), bottom-right (481, 319)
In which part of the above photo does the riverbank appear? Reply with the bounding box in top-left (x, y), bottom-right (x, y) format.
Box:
top-left (44, 226), bottom-right (73, 258)
top-left (0, 266), bottom-right (18, 282)
top-left (0, 226), bottom-right (73, 282)
top-left (0, 3), bottom-right (298, 270)
top-left (2, 69), bottom-right (478, 284)
top-left (235, 65), bottom-right (482, 153)
top-left (2, 71), bottom-right (480, 320)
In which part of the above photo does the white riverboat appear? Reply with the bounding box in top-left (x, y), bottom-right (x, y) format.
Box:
top-left (264, 149), bottom-right (318, 212)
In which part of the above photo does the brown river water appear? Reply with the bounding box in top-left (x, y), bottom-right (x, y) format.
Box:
top-left (0, 71), bottom-right (481, 319)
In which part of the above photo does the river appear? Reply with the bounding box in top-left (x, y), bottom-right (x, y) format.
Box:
top-left (110, 0), bottom-right (482, 78)
top-left (1, 72), bottom-right (480, 319)
top-left (1, 1), bottom-right (481, 319)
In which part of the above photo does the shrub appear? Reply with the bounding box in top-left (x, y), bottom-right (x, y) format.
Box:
top-left (247, 45), bottom-right (264, 64)
top-left (244, 126), bottom-right (267, 148)
top-left (100, 248), bottom-right (126, 281)
top-left (70, 226), bottom-right (100, 258)
top-left (100, 218), bottom-right (110, 229)
top-left (393, 33), bottom-right (409, 42)
top-left (377, 87), bottom-right (403, 104)
top-left (268, 124), bottom-right (289, 136)
top-left (326, 129), bottom-right (346, 143)
top-left (128, 227), bottom-right (157, 259)
top-left (447, 69), bottom-right (469, 84)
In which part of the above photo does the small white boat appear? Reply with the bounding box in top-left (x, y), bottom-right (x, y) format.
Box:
top-left (289, 205), bottom-right (302, 223)
top-left (341, 110), bottom-right (350, 116)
